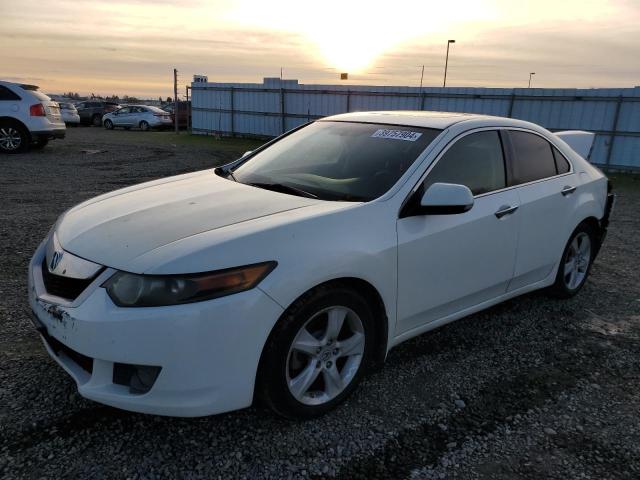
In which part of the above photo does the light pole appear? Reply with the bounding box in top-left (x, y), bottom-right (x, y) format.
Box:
top-left (528, 72), bottom-right (536, 88)
top-left (443, 39), bottom-right (455, 87)
top-left (420, 65), bottom-right (425, 89)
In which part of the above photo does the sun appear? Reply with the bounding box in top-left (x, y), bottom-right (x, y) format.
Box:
top-left (228, 1), bottom-right (498, 74)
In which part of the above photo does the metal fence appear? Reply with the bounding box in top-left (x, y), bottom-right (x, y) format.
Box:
top-left (191, 78), bottom-right (640, 170)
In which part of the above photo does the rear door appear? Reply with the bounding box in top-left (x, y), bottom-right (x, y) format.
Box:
top-left (396, 129), bottom-right (520, 334)
top-left (505, 129), bottom-right (578, 291)
top-left (0, 85), bottom-right (22, 119)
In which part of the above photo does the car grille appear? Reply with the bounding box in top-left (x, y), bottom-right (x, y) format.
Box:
top-left (41, 258), bottom-right (102, 301)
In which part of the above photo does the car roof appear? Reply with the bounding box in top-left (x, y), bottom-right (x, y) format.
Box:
top-left (322, 110), bottom-right (542, 132)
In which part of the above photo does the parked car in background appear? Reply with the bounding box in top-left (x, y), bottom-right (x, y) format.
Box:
top-left (103, 105), bottom-right (173, 131)
top-left (29, 112), bottom-right (613, 418)
top-left (75, 100), bottom-right (119, 126)
top-left (59, 102), bottom-right (80, 126)
top-left (0, 81), bottom-right (65, 153)
top-left (162, 101), bottom-right (191, 129)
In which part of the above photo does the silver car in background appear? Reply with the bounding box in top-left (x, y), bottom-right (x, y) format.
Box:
top-left (59, 103), bottom-right (80, 126)
top-left (102, 105), bottom-right (173, 131)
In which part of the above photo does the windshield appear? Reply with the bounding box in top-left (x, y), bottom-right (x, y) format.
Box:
top-left (232, 121), bottom-right (441, 202)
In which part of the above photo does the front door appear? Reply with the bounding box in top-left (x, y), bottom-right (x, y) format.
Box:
top-left (396, 130), bottom-right (519, 335)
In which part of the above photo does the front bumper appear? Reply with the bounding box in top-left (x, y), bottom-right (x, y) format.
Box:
top-left (28, 241), bottom-right (284, 416)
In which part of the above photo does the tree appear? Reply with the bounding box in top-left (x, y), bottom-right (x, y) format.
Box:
top-left (166, 96), bottom-right (172, 103)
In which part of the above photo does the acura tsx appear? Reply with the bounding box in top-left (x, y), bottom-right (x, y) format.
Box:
top-left (28, 111), bottom-right (614, 418)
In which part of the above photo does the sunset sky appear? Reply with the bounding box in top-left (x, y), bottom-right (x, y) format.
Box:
top-left (1, 0), bottom-right (638, 98)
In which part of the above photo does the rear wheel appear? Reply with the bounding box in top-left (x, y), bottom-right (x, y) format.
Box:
top-left (548, 223), bottom-right (595, 298)
top-left (139, 121), bottom-right (150, 131)
top-left (0, 121), bottom-right (28, 153)
top-left (92, 114), bottom-right (102, 126)
top-left (104, 119), bottom-right (114, 130)
top-left (258, 285), bottom-right (374, 419)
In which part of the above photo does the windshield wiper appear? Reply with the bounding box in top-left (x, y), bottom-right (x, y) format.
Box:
top-left (246, 182), bottom-right (318, 199)
top-left (215, 166), bottom-right (238, 182)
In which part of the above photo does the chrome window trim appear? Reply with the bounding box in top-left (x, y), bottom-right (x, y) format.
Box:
top-left (405, 126), bottom-right (576, 204)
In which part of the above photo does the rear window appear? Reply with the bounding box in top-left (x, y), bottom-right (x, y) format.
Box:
top-left (146, 106), bottom-right (166, 113)
top-left (509, 131), bottom-right (557, 185)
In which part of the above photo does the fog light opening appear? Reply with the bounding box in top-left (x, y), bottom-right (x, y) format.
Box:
top-left (113, 363), bottom-right (161, 395)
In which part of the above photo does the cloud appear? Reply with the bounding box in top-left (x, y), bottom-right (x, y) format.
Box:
top-left (1, 0), bottom-right (638, 96)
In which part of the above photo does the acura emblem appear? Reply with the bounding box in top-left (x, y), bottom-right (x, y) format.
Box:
top-left (50, 250), bottom-right (63, 271)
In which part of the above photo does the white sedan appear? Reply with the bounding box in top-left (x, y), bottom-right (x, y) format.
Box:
top-left (28, 111), bottom-right (614, 418)
top-left (102, 105), bottom-right (173, 131)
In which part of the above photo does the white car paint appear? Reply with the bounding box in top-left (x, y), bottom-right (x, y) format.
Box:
top-left (102, 105), bottom-right (173, 130)
top-left (28, 111), bottom-right (610, 416)
top-left (0, 80), bottom-right (66, 151)
top-left (59, 102), bottom-right (81, 125)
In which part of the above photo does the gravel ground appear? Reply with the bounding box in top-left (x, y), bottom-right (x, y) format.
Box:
top-left (1, 127), bottom-right (639, 479)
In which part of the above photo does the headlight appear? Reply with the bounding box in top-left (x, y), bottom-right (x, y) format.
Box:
top-left (103, 262), bottom-right (276, 307)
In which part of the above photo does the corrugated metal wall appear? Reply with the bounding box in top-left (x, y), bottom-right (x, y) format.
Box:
top-left (191, 78), bottom-right (640, 170)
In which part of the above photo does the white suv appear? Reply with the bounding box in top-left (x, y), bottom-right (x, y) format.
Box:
top-left (0, 81), bottom-right (66, 153)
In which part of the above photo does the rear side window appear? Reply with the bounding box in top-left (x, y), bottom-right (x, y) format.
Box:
top-left (0, 86), bottom-right (21, 101)
top-left (552, 147), bottom-right (571, 174)
top-left (424, 130), bottom-right (506, 196)
top-left (509, 131), bottom-right (557, 185)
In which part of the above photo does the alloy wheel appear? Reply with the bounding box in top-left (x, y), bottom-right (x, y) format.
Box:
top-left (563, 232), bottom-right (591, 290)
top-left (286, 306), bottom-right (365, 405)
top-left (0, 127), bottom-right (22, 151)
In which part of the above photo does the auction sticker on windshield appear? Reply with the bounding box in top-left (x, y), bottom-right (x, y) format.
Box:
top-left (371, 129), bottom-right (423, 141)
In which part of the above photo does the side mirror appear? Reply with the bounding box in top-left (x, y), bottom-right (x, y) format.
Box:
top-left (419, 183), bottom-right (474, 215)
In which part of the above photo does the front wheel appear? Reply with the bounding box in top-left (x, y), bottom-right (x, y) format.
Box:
top-left (139, 121), bottom-right (149, 131)
top-left (548, 223), bottom-right (595, 298)
top-left (258, 286), bottom-right (374, 419)
top-left (104, 119), bottom-right (114, 130)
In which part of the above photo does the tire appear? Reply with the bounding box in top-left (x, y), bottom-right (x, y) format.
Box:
top-left (0, 121), bottom-right (29, 153)
top-left (104, 119), bottom-right (114, 130)
top-left (30, 138), bottom-right (49, 150)
top-left (139, 121), bottom-right (149, 131)
top-left (548, 222), bottom-right (596, 298)
top-left (258, 284), bottom-right (375, 419)
top-left (92, 114), bottom-right (102, 127)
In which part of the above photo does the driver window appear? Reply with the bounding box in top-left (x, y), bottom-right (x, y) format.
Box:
top-left (424, 130), bottom-right (506, 196)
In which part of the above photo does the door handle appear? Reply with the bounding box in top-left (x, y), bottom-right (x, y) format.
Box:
top-left (495, 205), bottom-right (518, 219)
top-left (561, 185), bottom-right (577, 196)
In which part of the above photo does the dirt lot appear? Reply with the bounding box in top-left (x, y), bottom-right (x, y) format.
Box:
top-left (1, 127), bottom-right (639, 479)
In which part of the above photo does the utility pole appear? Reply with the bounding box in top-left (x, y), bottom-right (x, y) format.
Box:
top-left (528, 72), bottom-right (536, 88)
top-left (419, 65), bottom-right (425, 89)
top-left (173, 68), bottom-right (179, 134)
top-left (443, 39), bottom-right (455, 88)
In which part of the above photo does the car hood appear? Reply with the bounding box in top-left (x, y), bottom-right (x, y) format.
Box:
top-left (56, 170), bottom-right (321, 269)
